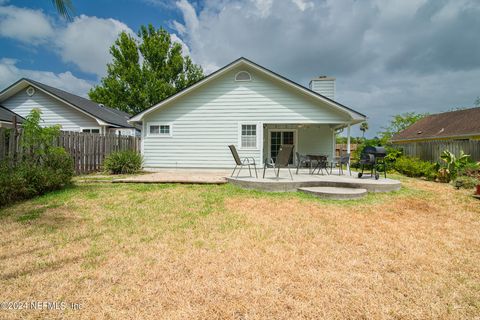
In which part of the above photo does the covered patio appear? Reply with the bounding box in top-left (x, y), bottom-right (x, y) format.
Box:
top-left (259, 122), bottom-right (356, 169)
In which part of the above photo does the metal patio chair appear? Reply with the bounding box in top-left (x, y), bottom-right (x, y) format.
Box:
top-left (310, 155), bottom-right (329, 175)
top-left (263, 144), bottom-right (294, 180)
top-left (295, 152), bottom-right (313, 174)
top-left (330, 153), bottom-right (351, 176)
top-left (228, 145), bottom-right (258, 178)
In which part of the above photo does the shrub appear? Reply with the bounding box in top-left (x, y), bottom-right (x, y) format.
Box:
top-left (104, 151), bottom-right (142, 174)
top-left (384, 148), bottom-right (402, 164)
top-left (0, 162), bottom-right (29, 206)
top-left (393, 156), bottom-right (437, 179)
top-left (0, 151), bottom-right (73, 207)
top-left (453, 176), bottom-right (479, 189)
top-left (439, 150), bottom-right (472, 182)
top-left (457, 161), bottom-right (480, 179)
top-left (0, 110), bottom-right (74, 207)
top-left (26, 149), bottom-right (74, 194)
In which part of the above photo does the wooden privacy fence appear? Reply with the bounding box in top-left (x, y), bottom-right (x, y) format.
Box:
top-left (0, 128), bottom-right (141, 174)
top-left (335, 143), bottom-right (358, 157)
top-left (394, 140), bottom-right (480, 162)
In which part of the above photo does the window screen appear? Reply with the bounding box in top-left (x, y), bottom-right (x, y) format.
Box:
top-left (241, 124), bottom-right (257, 148)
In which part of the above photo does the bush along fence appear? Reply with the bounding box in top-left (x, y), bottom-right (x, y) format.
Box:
top-left (0, 128), bottom-right (141, 174)
top-left (394, 140), bottom-right (480, 162)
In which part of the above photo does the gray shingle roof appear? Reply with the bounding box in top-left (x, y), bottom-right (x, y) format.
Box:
top-left (24, 79), bottom-right (134, 128)
top-left (391, 107), bottom-right (480, 142)
top-left (0, 105), bottom-right (24, 123)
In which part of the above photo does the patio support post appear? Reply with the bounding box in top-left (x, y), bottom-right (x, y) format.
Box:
top-left (346, 123), bottom-right (351, 172)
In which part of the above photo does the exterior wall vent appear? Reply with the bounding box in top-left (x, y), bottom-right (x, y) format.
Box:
top-left (26, 86), bottom-right (35, 97)
top-left (309, 76), bottom-right (335, 100)
top-left (235, 71), bottom-right (251, 82)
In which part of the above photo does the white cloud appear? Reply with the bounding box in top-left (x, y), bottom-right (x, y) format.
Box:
top-left (174, 0), bottom-right (480, 136)
top-left (55, 15), bottom-right (133, 76)
top-left (0, 4), bottom-right (188, 79)
top-left (291, 0), bottom-right (314, 11)
top-left (0, 5), bottom-right (134, 78)
top-left (171, 33), bottom-right (191, 56)
top-left (0, 58), bottom-right (93, 97)
top-left (176, 0), bottom-right (199, 32)
top-left (252, 0), bottom-right (274, 17)
top-left (0, 5), bottom-right (53, 44)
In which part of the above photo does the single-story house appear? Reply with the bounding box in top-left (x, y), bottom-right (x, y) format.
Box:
top-left (129, 57), bottom-right (366, 169)
top-left (391, 107), bottom-right (480, 143)
top-left (0, 105), bottom-right (24, 128)
top-left (0, 78), bottom-right (139, 135)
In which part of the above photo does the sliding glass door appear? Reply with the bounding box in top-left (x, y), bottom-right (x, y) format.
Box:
top-left (269, 130), bottom-right (295, 164)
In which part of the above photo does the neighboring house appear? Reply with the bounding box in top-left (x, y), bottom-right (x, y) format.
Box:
top-left (0, 78), bottom-right (139, 135)
top-left (391, 107), bottom-right (480, 143)
top-left (0, 105), bottom-right (24, 128)
top-left (129, 57), bottom-right (366, 169)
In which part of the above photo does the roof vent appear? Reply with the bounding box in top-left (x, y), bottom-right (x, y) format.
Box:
top-left (417, 130), bottom-right (422, 134)
top-left (98, 103), bottom-right (105, 108)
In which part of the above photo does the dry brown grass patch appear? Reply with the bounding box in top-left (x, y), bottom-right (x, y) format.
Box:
top-left (0, 180), bottom-right (479, 319)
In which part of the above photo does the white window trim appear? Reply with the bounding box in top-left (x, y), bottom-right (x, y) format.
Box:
top-left (80, 127), bottom-right (102, 133)
top-left (238, 122), bottom-right (260, 150)
top-left (147, 122), bottom-right (173, 137)
top-left (235, 71), bottom-right (252, 82)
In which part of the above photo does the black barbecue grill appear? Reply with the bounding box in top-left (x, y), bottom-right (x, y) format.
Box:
top-left (358, 146), bottom-right (387, 180)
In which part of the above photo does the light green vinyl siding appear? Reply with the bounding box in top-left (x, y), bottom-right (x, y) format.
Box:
top-left (142, 66), bottom-right (349, 168)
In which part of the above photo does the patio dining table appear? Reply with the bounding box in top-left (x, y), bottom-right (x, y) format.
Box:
top-left (306, 154), bottom-right (329, 175)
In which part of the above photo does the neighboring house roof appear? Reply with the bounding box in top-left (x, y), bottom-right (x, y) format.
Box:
top-left (0, 105), bottom-right (24, 123)
top-left (391, 107), bottom-right (480, 142)
top-left (0, 78), bottom-right (135, 128)
top-left (130, 57), bottom-right (366, 124)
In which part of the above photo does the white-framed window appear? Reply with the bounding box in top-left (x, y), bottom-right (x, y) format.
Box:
top-left (148, 123), bottom-right (172, 137)
top-left (81, 127), bottom-right (101, 133)
top-left (235, 71), bottom-right (252, 82)
top-left (111, 128), bottom-right (135, 136)
top-left (239, 123), bottom-right (258, 149)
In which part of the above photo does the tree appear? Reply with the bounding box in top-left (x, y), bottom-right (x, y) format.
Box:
top-left (21, 109), bottom-right (62, 163)
top-left (89, 24), bottom-right (204, 115)
top-left (378, 112), bottom-right (427, 143)
top-left (360, 122), bottom-right (369, 138)
top-left (50, 0), bottom-right (74, 21)
top-left (475, 97), bottom-right (480, 107)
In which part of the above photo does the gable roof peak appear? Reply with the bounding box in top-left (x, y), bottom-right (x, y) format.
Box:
top-left (130, 57), bottom-right (366, 122)
top-left (0, 78), bottom-right (134, 128)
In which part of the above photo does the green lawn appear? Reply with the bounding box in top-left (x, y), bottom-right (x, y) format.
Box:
top-left (0, 178), bottom-right (479, 319)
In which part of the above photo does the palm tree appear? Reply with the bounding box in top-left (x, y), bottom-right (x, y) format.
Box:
top-left (51, 0), bottom-right (75, 21)
top-left (360, 122), bottom-right (369, 138)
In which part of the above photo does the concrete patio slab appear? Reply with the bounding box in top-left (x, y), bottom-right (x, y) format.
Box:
top-left (227, 169), bottom-right (401, 193)
top-left (112, 168), bottom-right (401, 196)
top-left (298, 187), bottom-right (368, 200)
top-left (112, 169), bottom-right (230, 184)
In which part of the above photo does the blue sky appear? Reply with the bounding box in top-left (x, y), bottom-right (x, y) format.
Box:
top-left (1, 0), bottom-right (183, 82)
top-left (1, 0), bottom-right (480, 137)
